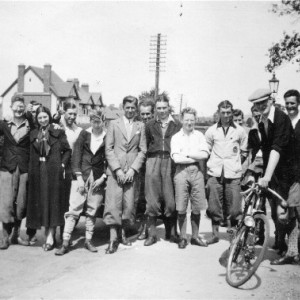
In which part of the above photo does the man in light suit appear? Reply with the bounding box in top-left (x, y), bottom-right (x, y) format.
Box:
top-left (103, 96), bottom-right (147, 254)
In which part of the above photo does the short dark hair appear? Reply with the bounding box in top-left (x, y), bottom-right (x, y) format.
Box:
top-left (217, 100), bottom-right (233, 111)
top-left (123, 96), bottom-right (138, 108)
top-left (35, 106), bottom-right (52, 126)
top-left (284, 89), bottom-right (300, 104)
top-left (63, 100), bottom-right (77, 111)
top-left (233, 109), bottom-right (244, 119)
top-left (139, 99), bottom-right (155, 113)
top-left (30, 100), bottom-right (41, 106)
top-left (155, 94), bottom-right (169, 106)
top-left (181, 107), bottom-right (197, 118)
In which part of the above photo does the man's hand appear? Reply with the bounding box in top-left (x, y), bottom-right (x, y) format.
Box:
top-left (258, 176), bottom-right (270, 189)
top-left (116, 169), bottom-right (126, 184)
top-left (26, 103), bottom-right (33, 113)
top-left (77, 177), bottom-right (86, 195)
top-left (92, 177), bottom-right (105, 191)
top-left (52, 123), bottom-right (62, 130)
top-left (124, 168), bottom-right (135, 183)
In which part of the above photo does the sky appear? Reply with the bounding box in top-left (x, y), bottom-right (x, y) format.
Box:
top-left (0, 0), bottom-right (299, 116)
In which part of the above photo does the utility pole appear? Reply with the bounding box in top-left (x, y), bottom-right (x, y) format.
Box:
top-left (179, 94), bottom-right (183, 114)
top-left (149, 33), bottom-right (167, 100)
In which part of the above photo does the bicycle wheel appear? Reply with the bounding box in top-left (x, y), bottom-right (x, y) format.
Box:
top-left (226, 213), bottom-right (270, 287)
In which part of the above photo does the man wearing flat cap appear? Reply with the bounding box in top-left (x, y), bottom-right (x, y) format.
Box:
top-left (103, 96), bottom-right (146, 254)
top-left (249, 88), bottom-right (295, 254)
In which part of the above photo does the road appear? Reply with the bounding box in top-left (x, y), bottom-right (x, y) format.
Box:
top-left (0, 211), bottom-right (300, 300)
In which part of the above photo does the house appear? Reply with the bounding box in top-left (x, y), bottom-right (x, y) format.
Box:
top-left (0, 64), bottom-right (103, 119)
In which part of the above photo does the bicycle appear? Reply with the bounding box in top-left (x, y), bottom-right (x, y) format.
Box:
top-left (226, 181), bottom-right (287, 288)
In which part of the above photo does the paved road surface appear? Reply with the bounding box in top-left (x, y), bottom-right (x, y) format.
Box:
top-left (0, 211), bottom-right (300, 299)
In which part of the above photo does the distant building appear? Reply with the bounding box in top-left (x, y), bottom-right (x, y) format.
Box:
top-left (0, 64), bottom-right (103, 118)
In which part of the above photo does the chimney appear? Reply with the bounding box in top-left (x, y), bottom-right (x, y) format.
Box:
top-left (73, 78), bottom-right (79, 89)
top-left (43, 64), bottom-right (52, 93)
top-left (17, 64), bottom-right (25, 93)
top-left (81, 83), bottom-right (89, 92)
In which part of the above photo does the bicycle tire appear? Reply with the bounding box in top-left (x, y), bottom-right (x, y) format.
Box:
top-left (226, 213), bottom-right (270, 287)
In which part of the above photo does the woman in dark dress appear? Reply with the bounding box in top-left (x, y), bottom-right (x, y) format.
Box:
top-left (26, 106), bottom-right (71, 251)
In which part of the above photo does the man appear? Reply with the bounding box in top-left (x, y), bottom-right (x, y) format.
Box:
top-left (55, 110), bottom-right (106, 255)
top-left (205, 100), bottom-right (248, 244)
top-left (0, 95), bottom-right (35, 249)
top-left (248, 88), bottom-right (295, 257)
top-left (103, 96), bottom-right (146, 254)
top-left (144, 94), bottom-right (182, 246)
top-left (233, 109), bottom-right (249, 133)
top-left (136, 98), bottom-right (154, 240)
top-left (171, 107), bottom-right (209, 249)
top-left (270, 89), bottom-right (300, 265)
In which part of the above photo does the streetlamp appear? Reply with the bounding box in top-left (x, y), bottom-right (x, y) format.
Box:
top-left (269, 72), bottom-right (279, 94)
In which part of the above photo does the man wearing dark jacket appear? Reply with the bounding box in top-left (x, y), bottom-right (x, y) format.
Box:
top-left (144, 95), bottom-right (182, 246)
top-left (0, 95), bottom-right (35, 249)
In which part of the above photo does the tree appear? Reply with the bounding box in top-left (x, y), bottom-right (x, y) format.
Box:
top-left (138, 88), bottom-right (170, 102)
top-left (266, 0), bottom-right (300, 72)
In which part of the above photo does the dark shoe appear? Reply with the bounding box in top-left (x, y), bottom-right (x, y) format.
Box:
top-left (105, 240), bottom-right (119, 254)
top-left (137, 224), bottom-right (148, 240)
top-left (169, 234), bottom-right (180, 244)
top-left (10, 236), bottom-right (29, 246)
top-left (255, 238), bottom-right (265, 246)
top-left (28, 235), bottom-right (38, 246)
top-left (0, 238), bottom-right (9, 250)
top-left (55, 245), bottom-right (69, 256)
top-left (120, 235), bottom-right (132, 246)
top-left (144, 236), bottom-right (157, 246)
top-left (43, 243), bottom-right (54, 251)
top-left (206, 236), bottom-right (219, 245)
top-left (191, 237), bottom-right (208, 247)
top-left (84, 240), bottom-right (98, 253)
top-left (220, 220), bottom-right (227, 227)
top-left (178, 238), bottom-right (188, 249)
top-left (277, 243), bottom-right (288, 256)
top-left (271, 255), bottom-right (297, 265)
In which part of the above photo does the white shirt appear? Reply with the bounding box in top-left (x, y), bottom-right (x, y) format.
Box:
top-left (291, 113), bottom-right (300, 129)
top-left (123, 116), bottom-right (134, 140)
top-left (63, 123), bottom-right (82, 151)
top-left (171, 129), bottom-right (209, 163)
top-left (87, 127), bottom-right (106, 154)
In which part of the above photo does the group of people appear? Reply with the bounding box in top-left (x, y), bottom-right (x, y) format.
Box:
top-left (0, 88), bottom-right (299, 265)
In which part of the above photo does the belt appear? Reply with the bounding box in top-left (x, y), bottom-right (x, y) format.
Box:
top-left (39, 157), bottom-right (46, 162)
top-left (148, 151), bottom-right (170, 159)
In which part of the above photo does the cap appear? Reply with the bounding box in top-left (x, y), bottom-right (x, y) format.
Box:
top-left (11, 93), bottom-right (25, 105)
top-left (248, 89), bottom-right (272, 103)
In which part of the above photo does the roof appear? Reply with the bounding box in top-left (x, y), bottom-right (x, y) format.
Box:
top-left (102, 107), bottom-right (123, 120)
top-left (51, 82), bottom-right (79, 98)
top-left (91, 93), bottom-right (103, 106)
top-left (78, 87), bottom-right (94, 104)
top-left (30, 66), bottom-right (64, 84)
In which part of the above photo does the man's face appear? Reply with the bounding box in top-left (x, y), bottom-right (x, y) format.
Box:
top-left (284, 96), bottom-right (299, 118)
top-left (155, 101), bottom-right (169, 120)
top-left (182, 113), bottom-right (195, 133)
top-left (64, 108), bottom-right (77, 126)
top-left (254, 98), bottom-right (273, 116)
top-left (91, 118), bottom-right (103, 131)
top-left (252, 110), bottom-right (261, 124)
top-left (139, 105), bottom-right (153, 123)
top-left (11, 101), bottom-right (25, 118)
top-left (233, 114), bottom-right (243, 126)
top-left (32, 104), bottom-right (40, 119)
top-left (218, 107), bottom-right (232, 126)
top-left (123, 102), bottom-right (137, 120)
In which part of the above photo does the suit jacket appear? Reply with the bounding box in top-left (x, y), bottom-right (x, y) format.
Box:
top-left (72, 129), bottom-right (106, 181)
top-left (105, 117), bottom-right (147, 176)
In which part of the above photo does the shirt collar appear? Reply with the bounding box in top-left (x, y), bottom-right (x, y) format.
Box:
top-left (7, 118), bottom-right (28, 127)
top-left (291, 112), bottom-right (300, 129)
top-left (123, 116), bottom-right (134, 125)
top-left (217, 118), bottom-right (236, 128)
top-left (179, 128), bottom-right (195, 136)
top-left (156, 114), bottom-right (175, 124)
top-left (87, 127), bottom-right (106, 138)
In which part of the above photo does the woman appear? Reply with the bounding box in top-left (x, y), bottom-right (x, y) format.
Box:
top-left (55, 110), bottom-right (106, 255)
top-left (26, 106), bottom-right (71, 251)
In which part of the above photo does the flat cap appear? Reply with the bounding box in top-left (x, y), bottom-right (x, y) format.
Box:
top-left (248, 88), bottom-right (272, 103)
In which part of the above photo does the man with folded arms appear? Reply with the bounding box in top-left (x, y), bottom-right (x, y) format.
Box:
top-left (171, 107), bottom-right (209, 249)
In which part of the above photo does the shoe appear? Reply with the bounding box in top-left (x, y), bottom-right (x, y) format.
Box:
top-left (28, 235), bottom-right (38, 246)
top-left (220, 220), bottom-right (227, 227)
top-left (43, 243), bottom-right (54, 251)
top-left (169, 235), bottom-right (180, 244)
top-left (55, 245), bottom-right (69, 256)
top-left (178, 238), bottom-right (188, 249)
top-left (84, 240), bottom-right (98, 253)
top-left (191, 237), bottom-right (208, 247)
top-left (120, 235), bottom-right (132, 246)
top-left (105, 240), bottom-right (119, 254)
top-left (255, 238), bottom-right (265, 246)
top-left (10, 236), bottom-right (29, 246)
top-left (277, 243), bottom-right (288, 256)
top-left (0, 238), bottom-right (9, 250)
top-left (137, 224), bottom-right (148, 240)
top-left (144, 236), bottom-right (157, 246)
top-left (206, 236), bottom-right (219, 245)
top-left (271, 255), bottom-right (298, 265)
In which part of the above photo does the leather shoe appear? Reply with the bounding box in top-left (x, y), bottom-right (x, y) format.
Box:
top-left (55, 245), bottom-right (69, 256)
top-left (206, 236), bottom-right (219, 245)
top-left (137, 224), bottom-right (148, 240)
top-left (84, 240), bottom-right (98, 252)
top-left (191, 237), bottom-right (208, 247)
top-left (43, 243), bottom-right (55, 251)
top-left (106, 240), bottom-right (119, 254)
top-left (169, 235), bottom-right (180, 244)
top-left (178, 238), bottom-right (188, 249)
top-left (120, 235), bottom-right (132, 246)
top-left (144, 236), bottom-right (157, 246)
top-left (10, 236), bottom-right (29, 246)
top-left (0, 238), bottom-right (9, 250)
top-left (271, 255), bottom-right (298, 265)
